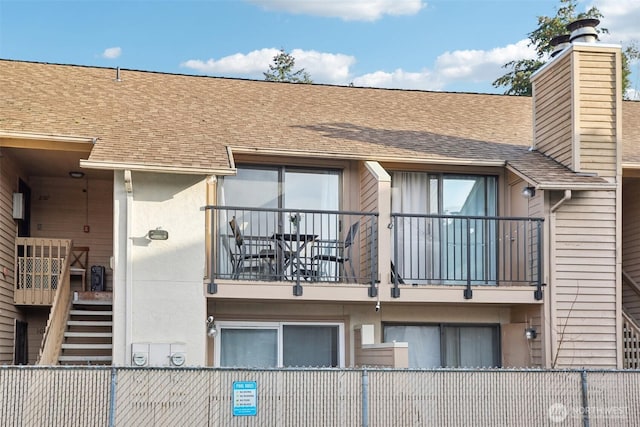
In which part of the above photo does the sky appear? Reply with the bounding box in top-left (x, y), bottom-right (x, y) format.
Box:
top-left (1, 0), bottom-right (639, 99)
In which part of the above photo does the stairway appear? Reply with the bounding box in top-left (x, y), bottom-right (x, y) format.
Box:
top-left (58, 295), bottom-right (113, 365)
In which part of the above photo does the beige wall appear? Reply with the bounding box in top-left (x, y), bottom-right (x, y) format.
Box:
top-left (532, 45), bottom-right (621, 179)
top-left (549, 190), bottom-right (618, 367)
top-left (113, 171), bottom-right (207, 366)
top-left (207, 300), bottom-right (533, 367)
top-left (533, 44), bottom-right (622, 368)
top-left (0, 150), bottom-right (24, 363)
top-left (575, 49), bottom-right (620, 179)
top-left (532, 53), bottom-right (573, 168)
top-left (30, 176), bottom-right (114, 290)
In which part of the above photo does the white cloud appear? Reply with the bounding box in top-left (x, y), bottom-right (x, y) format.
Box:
top-left (626, 88), bottom-right (640, 101)
top-left (353, 69), bottom-right (442, 90)
top-left (179, 2), bottom-right (640, 95)
top-left (246, 0), bottom-right (424, 22)
top-left (181, 48), bottom-right (279, 75)
top-left (181, 48), bottom-right (356, 83)
top-left (435, 39), bottom-right (536, 82)
top-left (591, 0), bottom-right (640, 44)
top-left (101, 47), bottom-right (121, 59)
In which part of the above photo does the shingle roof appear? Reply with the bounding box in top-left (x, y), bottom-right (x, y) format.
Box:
top-left (1, 59), bottom-right (637, 185)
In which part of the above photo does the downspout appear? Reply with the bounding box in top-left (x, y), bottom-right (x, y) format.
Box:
top-left (124, 170), bottom-right (134, 365)
top-left (549, 189), bottom-right (571, 367)
top-left (551, 189), bottom-right (572, 213)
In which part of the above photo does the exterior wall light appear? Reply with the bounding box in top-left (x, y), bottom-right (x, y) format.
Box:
top-left (525, 327), bottom-right (537, 340)
top-left (69, 171), bottom-right (85, 179)
top-left (148, 228), bottom-right (169, 240)
top-left (206, 316), bottom-right (217, 338)
top-left (522, 186), bottom-right (536, 198)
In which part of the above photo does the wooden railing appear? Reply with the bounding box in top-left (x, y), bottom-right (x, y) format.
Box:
top-left (623, 310), bottom-right (640, 369)
top-left (14, 238), bottom-right (71, 305)
top-left (37, 252), bottom-right (73, 365)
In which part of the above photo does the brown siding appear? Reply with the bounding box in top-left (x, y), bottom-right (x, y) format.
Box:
top-left (0, 152), bottom-right (23, 363)
top-left (577, 52), bottom-right (618, 177)
top-left (552, 190), bottom-right (617, 367)
top-left (359, 165), bottom-right (379, 279)
top-left (30, 176), bottom-right (113, 290)
top-left (623, 178), bottom-right (640, 279)
top-left (533, 54), bottom-right (573, 168)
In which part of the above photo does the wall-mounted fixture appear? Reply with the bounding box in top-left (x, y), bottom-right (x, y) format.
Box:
top-left (69, 171), bottom-right (85, 179)
top-left (525, 327), bottom-right (537, 340)
top-left (206, 316), bottom-right (217, 338)
top-left (12, 193), bottom-right (24, 220)
top-left (148, 228), bottom-right (169, 241)
top-left (522, 186), bottom-right (536, 198)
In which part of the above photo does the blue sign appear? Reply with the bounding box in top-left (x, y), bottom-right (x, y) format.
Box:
top-left (232, 381), bottom-right (257, 416)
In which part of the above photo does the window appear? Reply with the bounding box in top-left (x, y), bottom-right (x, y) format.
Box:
top-left (219, 165), bottom-right (340, 211)
top-left (215, 321), bottom-right (344, 368)
top-left (217, 166), bottom-right (341, 279)
top-left (383, 324), bottom-right (500, 368)
top-left (391, 173), bottom-right (498, 284)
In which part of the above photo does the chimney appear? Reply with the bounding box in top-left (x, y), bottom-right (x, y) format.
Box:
top-left (567, 18), bottom-right (599, 44)
top-left (531, 17), bottom-right (621, 179)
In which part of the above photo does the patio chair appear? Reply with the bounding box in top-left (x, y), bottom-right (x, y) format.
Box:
top-left (228, 217), bottom-right (278, 280)
top-left (310, 221), bottom-right (359, 283)
top-left (69, 246), bottom-right (89, 291)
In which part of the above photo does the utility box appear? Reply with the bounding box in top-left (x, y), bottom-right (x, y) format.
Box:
top-left (91, 265), bottom-right (106, 291)
top-left (131, 343), bottom-right (187, 367)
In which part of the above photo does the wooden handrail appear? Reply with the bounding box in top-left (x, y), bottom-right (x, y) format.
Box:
top-left (622, 310), bottom-right (640, 369)
top-left (14, 238), bottom-right (71, 305)
top-left (38, 246), bottom-right (73, 365)
top-left (623, 269), bottom-right (640, 299)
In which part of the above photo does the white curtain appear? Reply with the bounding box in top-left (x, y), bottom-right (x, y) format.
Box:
top-left (391, 172), bottom-right (434, 284)
top-left (220, 328), bottom-right (278, 367)
top-left (384, 325), bottom-right (441, 368)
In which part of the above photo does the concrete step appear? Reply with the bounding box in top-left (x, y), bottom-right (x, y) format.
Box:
top-left (58, 355), bottom-right (112, 363)
top-left (73, 299), bottom-right (113, 306)
top-left (64, 331), bottom-right (113, 338)
top-left (61, 343), bottom-right (112, 350)
top-left (67, 320), bottom-right (113, 327)
top-left (69, 310), bottom-right (113, 316)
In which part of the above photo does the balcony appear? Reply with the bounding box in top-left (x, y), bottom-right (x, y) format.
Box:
top-left (207, 206), bottom-right (379, 295)
top-left (14, 237), bottom-right (71, 305)
top-left (206, 207), bottom-right (544, 302)
top-left (390, 213), bottom-right (544, 300)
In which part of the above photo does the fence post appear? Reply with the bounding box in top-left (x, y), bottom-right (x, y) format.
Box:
top-left (362, 369), bottom-right (369, 427)
top-left (581, 370), bottom-right (590, 427)
top-left (109, 367), bottom-right (118, 427)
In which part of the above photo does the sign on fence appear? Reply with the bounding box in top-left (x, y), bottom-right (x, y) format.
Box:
top-left (232, 381), bottom-right (257, 416)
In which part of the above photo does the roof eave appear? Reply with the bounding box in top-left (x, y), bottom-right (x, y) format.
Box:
top-left (80, 159), bottom-right (236, 176)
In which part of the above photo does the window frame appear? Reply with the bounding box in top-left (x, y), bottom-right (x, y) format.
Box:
top-left (382, 322), bottom-right (502, 368)
top-left (214, 320), bottom-right (345, 368)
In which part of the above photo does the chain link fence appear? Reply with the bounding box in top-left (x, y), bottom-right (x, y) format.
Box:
top-left (1, 366), bottom-right (639, 426)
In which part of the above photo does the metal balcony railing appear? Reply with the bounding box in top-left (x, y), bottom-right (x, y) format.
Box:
top-left (206, 206), bottom-right (378, 289)
top-left (390, 214), bottom-right (544, 299)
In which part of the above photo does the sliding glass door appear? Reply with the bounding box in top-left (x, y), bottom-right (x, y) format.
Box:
top-left (217, 166), bottom-right (340, 278)
top-left (392, 173), bottom-right (497, 284)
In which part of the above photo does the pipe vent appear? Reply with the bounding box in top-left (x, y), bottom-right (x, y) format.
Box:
top-left (567, 18), bottom-right (600, 44)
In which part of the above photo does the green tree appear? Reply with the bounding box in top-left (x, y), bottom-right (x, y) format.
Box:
top-left (264, 49), bottom-right (312, 84)
top-left (493, 0), bottom-right (627, 97)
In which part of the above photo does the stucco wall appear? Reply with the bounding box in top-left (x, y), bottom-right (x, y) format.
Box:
top-left (113, 171), bottom-right (207, 366)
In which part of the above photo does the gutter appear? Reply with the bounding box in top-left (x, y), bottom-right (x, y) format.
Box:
top-left (80, 160), bottom-right (236, 176)
top-left (228, 146), bottom-right (506, 167)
